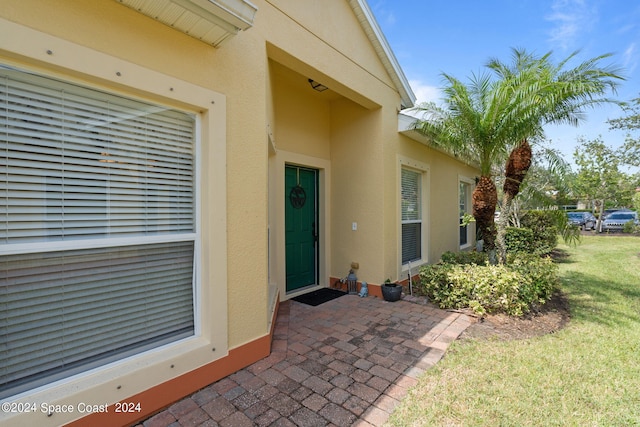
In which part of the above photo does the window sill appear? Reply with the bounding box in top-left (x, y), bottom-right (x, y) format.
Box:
top-left (401, 260), bottom-right (427, 276)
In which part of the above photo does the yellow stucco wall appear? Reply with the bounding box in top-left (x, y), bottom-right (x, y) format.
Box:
top-left (329, 100), bottom-right (386, 283)
top-left (395, 137), bottom-right (480, 264)
top-left (266, 0), bottom-right (395, 94)
top-left (2, 0), bottom-right (272, 351)
top-left (0, 1), bottom-right (269, 425)
top-left (270, 62), bottom-right (332, 159)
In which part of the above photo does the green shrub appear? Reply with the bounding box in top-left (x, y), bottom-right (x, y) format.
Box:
top-left (419, 253), bottom-right (559, 316)
top-left (440, 250), bottom-right (488, 265)
top-left (622, 220), bottom-right (634, 233)
top-left (507, 253), bottom-right (559, 304)
top-left (622, 220), bottom-right (640, 234)
top-left (521, 211), bottom-right (559, 254)
top-left (505, 227), bottom-right (534, 253)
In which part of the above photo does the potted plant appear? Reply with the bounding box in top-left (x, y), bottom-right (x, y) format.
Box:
top-left (381, 278), bottom-right (402, 302)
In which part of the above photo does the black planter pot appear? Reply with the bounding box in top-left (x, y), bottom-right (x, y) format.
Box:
top-left (381, 284), bottom-right (402, 302)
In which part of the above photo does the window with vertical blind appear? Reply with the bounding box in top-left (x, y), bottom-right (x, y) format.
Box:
top-left (460, 181), bottom-right (469, 246)
top-left (401, 167), bottom-right (422, 264)
top-left (0, 65), bottom-right (197, 398)
top-left (459, 178), bottom-right (473, 248)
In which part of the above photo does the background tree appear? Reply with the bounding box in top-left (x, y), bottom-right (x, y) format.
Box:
top-left (608, 95), bottom-right (640, 167)
top-left (498, 144), bottom-right (580, 246)
top-left (502, 144), bottom-right (574, 219)
top-left (572, 137), bottom-right (637, 229)
top-left (633, 191), bottom-right (640, 212)
top-left (412, 49), bottom-right (623, 264)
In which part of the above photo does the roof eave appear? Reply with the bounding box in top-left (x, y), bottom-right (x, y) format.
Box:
top-left (348, 0), bottom-right (416, 109)
top-left (398, 113), bottom-right (480, 169)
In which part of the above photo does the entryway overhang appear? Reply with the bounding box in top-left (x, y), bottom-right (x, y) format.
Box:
top-left (116, 0), bottom-right (257, 47)
top-left (398, 111), bottom-right (429, 144)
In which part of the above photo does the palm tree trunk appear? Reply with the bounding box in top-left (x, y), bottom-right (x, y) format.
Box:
top-left (496, 192), bottom-right (515, 264)
top-left (473, 175), bottom-right (498, 264)
top-left (496, 140), bottom-right (532, 264)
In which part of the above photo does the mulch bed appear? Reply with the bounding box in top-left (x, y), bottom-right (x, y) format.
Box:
top-left (457, 290), bottom-right (571, 341)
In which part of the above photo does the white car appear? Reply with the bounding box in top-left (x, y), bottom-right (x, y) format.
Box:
top-left (602, 211), bottom-right (639, 232)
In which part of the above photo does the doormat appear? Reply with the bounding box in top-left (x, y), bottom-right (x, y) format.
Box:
top-left (292, 288), bottom-right (347, 306)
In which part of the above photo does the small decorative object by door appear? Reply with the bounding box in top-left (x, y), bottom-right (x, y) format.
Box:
top-left (381, 279), bottom-right (402, 302)
top-left (358, 282), bottom-right (368, 298)
top-left (346, 269), bottom-right (358, 294)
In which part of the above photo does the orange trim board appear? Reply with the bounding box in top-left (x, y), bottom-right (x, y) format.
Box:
top-left (64, 298), bottom-right (281, 427)
top-left (331, 277), bottom-right (383, 298)
top-left (330, 276), bottom-right (419, 299)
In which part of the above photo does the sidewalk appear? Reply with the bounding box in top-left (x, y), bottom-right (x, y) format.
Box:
top-left (138, 294), bottom-right (472, 426)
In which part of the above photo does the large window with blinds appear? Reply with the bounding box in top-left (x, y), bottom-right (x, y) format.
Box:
top-left (401, 167), bottom-right (422, 264)
top-left (0, 65), bottom-right (197, 398)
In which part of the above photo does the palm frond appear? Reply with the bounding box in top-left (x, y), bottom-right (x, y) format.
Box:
top-left (410, 48), bottom-right (624, 180)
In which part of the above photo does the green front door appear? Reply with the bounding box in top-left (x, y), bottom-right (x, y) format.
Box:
top-left (285, 165), bottom-right (318, 292)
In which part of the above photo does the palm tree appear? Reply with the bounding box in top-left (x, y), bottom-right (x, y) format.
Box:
top-left (412, 48), bottom-right (623, 264)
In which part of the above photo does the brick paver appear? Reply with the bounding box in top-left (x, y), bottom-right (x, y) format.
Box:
top-left (136, 294), bottom-right (471, 426)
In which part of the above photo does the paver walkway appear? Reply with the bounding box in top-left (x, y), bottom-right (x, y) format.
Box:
top-left (138, 294), bottom-right (472, 427)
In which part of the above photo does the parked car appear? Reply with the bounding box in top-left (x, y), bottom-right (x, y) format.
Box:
top-left (602, 208), bottom-right (632, 220)
top-left (567, 212), bottom-right (597, 230)
top-left (601, 211), bottom-right (639, 232)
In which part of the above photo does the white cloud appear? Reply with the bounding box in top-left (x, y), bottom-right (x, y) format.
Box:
top-left (401, 80), bottom-right (442, 117)
top-left (546, 0), bottom-right (595, 50)
top-left (623, 42), bottom-right (638, 74)
top-left (409, 79), bottom-right (441, 105)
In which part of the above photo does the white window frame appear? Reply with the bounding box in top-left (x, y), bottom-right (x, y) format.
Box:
top-left (398, 156), bottom-right (429, 275)
top-left (0, 18), bottom-right (227, 413)
top-left (459, 176), bottom-right (475, 250)
top-left (0, 63), bottom-right (200, 402)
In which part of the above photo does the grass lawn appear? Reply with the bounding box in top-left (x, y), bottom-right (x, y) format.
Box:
top-left (386, 235), bottom-right (640, 426)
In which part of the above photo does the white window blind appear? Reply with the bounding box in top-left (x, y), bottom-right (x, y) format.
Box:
top-left (460, 182), bottom-right (469, 246)
top-left (0, 66), bottom-right (197, 398)
top-left (401, 168), bottom-right (422, 264)
top-left (1, 67), bottom-right (194, 244)
top-left (1, 242), bottom-right (195, 398)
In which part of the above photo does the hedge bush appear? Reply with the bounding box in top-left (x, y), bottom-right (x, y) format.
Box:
top-left (507, 253), bottom-right (558, 304)
top-left (440, 250), bottom-right (488, 265)
top-left (504, 227), bottom-right (535, 253)
top-left (419, 253), bottom-right (558, 316)
top-left (520, 211), bottom-right (559, 254)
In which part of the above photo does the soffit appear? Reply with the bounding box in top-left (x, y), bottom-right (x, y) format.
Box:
top-left (116, 0), bottom-right (257, 47)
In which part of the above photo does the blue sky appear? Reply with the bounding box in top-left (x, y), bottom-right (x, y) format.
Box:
top-left (369, 0), bottom-right (640, 170)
